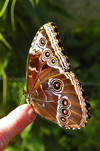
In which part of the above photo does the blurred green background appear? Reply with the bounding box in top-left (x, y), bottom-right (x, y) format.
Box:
top-left (0, 0), bottom-right (100, 150)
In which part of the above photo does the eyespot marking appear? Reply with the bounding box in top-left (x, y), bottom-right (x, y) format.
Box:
top-left (51, 80), bottom-right (62, 92)
top-left (39, 37), bottom-right (46, 46)
top-left (61, 98), bottom-right (70, 107)
top-left (60, 108), bottom-right (69, 116)
top-left (44, 50), bottom-right (51, 59)
top-left (59, 116), bottom-right (67, 123)
top-left (50, 57), bottom-right (57, 66)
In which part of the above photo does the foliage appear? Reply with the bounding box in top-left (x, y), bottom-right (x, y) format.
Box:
top-left (0, 0), bottom-right (100, 151)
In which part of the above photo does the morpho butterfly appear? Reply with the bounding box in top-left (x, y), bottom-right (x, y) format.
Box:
top-left (23, 22), bottom-right (90, 129)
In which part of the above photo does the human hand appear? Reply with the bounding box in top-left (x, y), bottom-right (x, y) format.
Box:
top-left (0, 104), bottom-right (36, 150)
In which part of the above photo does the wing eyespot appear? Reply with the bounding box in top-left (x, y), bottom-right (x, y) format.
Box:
top-left (50, 57), bottom-right (57, 65)
top-left (44, 50), bottom-right (51, 59)
top-left (61, 98), bottom-right (70, 107)
top-left (51, 80), bottom-right (62, 92)
top-left (59, 116), bottom-right (67, 123)
top-left (39, 37), bottom-right (46, 46)
top-left (60, 108), bottom-right (69, 116)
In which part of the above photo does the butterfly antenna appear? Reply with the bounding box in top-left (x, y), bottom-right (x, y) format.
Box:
top-left (7, 74), bottom-right (25, 91)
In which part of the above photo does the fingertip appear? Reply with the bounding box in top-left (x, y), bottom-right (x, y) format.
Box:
top-left (7, 104), bottom-right (37, 133)
top-left (0, 104), bottom-right (37, 150)
top-left (28, 107), bottom-right (37, 121)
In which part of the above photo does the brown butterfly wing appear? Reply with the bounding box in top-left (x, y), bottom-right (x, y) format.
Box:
top-left (25, 22), bottom-right (90, 129)
top-left (29, 72), bottom-right (90, 129)
top-left (26, 22), bottom-right (70, 95)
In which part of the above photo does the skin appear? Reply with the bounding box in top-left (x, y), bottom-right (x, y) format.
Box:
top-left (0, 104), bottom-right (36, 150)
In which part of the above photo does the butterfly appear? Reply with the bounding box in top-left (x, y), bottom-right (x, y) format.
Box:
top-left (24, 22), bottom-right (90, 129)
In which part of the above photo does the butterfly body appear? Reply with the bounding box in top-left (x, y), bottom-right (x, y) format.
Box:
top-left (25, 22), bottom-right (90, 129)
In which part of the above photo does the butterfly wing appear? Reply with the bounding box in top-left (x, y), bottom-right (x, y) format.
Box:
top-left (29, 72), bottom-right (90, 129)
top-left (25, 22), bottom-right (90, 129)
top-left (26, 22), bottom-right (70, 95)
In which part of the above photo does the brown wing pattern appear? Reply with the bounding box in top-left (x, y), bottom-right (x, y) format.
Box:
top-left (29, 72), bottom-right (90, 129)
top-left (26, 22), bottom-right (70, 95)
top-left (25, 22), bottom-right (90, 129)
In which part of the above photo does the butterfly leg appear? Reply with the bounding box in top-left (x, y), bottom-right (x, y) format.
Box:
top-left (31, 104), bottom-right (37, 115)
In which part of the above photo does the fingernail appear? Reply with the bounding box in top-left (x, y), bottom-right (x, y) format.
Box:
top-left (28, 108), bottom-right (36, 121)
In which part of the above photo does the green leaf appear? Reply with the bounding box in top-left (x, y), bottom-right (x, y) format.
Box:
top-left (29, 0), bottom-right (35, 7)
top-left (0, 0), bottom-right (9, 17)
top-left (11, 0), bottom-right (17, 31)
top-left (35, 0), bottom-right (40, 5)
top-left (0, 57), bottom-right (7, 105)
top-left (0, 33), bottom-right (13, 50)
